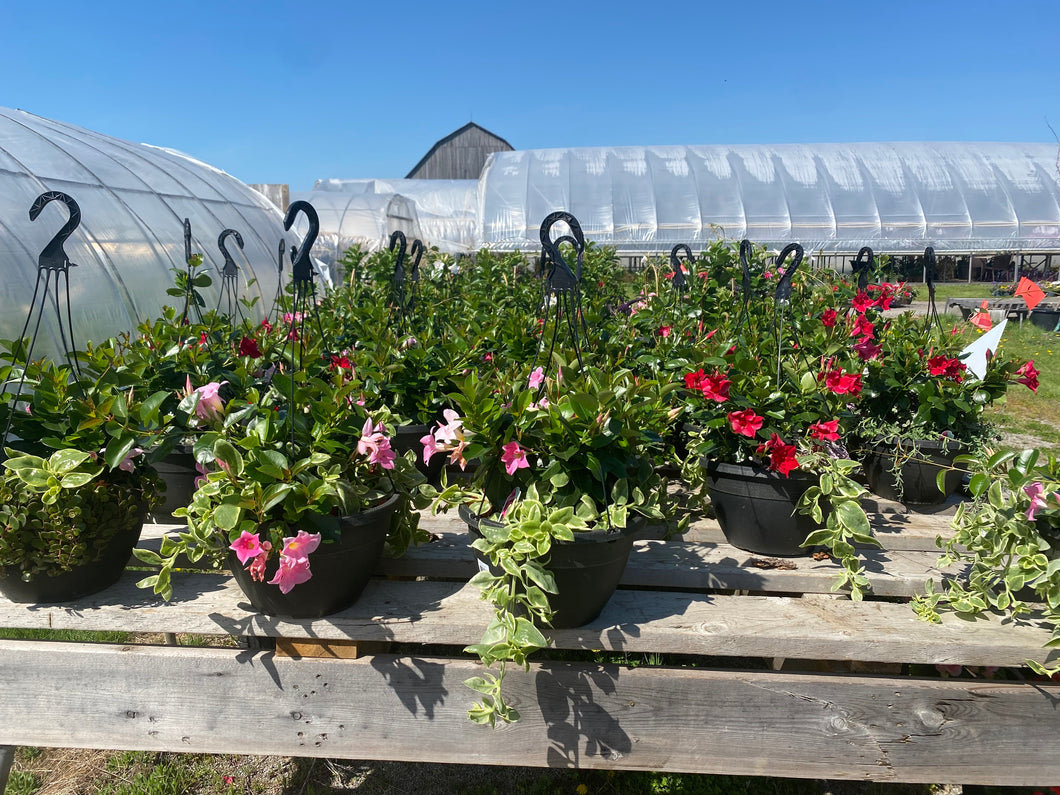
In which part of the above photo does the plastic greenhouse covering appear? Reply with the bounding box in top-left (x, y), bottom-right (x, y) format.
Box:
top-left (478, 143), bottom-right (1060, 254)
top-left (310, 178), bottom-right (477, 253)
top-left (0, 107), bottom-right (301, 362)
top-left (288, 190), bottom-right (422, 267)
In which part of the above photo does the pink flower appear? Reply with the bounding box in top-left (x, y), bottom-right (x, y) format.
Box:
top-left (193, 380), bottom-right (228, 421)
top-left (852, 337), bottom-right (882, 361)
top-left (421, 432), bottom-right (439, 464)
top-left (281, 529), bottom-right (321, 559)
top-left (528, 366), bottom-right (545, 390)
top-left (117, 446), bottom-right (144, 473)
top-left (230, 530), bottom-right (265, 566)
top-left (357, 418), bottom-right (396, 469)
top-left (936, 664), bottom-right (963, 677)
top-left (1024, 482), bottom-right (1050, 521)
top-left (658, 325), bottom-right (673, 338)
top-left (500, 441), bottom-right (530, 476)
top-left (268, 555), bottom-right (313, 594)
top-left (728, 409), bottom-right (763, 438)
top-left (435, 409), bottom-right (464, 444)
top-left (247, 544), bottom-right (271, 582)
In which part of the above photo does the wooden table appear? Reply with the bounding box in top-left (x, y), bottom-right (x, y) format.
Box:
top-left (0, 503), bottom-right (1057, 787)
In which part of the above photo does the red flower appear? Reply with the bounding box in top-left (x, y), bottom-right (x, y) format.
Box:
top-left (198, 331), bottom-right (208, 347)
top-left (1017, 360), bottom-right (1040, 393)
top-left (684, 369), bottom-right (709, 391)
top-left (851, 291), bottom-right (875, 314)
top-left (824, 368), bottom-right (862, 396)
top-left (821, 308), bottom-right (837, 328)
top-left (329, 354), bottom-right (352, 370)
top-left (728, 409), bottom-right (763, 438)
top-left (809, 419), bottom-right (840, 442)
top-left (928, 355), bottom-right (966, 382)
top-left (260, 318), bottom-right (273, 332)
top-left (658, 325), bottom-right (673, 338)
top-left (700, 371), bottom-right (730, 403)
top-left (756, 433), bottom-right (799, 476)
top-left (238, 336), bottom-right (262, 358)
top-left (851, 316), bottom-right (875, 339)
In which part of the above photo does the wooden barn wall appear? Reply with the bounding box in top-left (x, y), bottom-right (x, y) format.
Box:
top-left (409, 128), bottom-right (513, 180)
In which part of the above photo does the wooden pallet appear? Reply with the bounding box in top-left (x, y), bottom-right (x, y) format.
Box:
top-left (0, 504), bottom-right (1057, 786)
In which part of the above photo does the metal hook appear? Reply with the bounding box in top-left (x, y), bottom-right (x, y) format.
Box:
top-left (668, 244), bottom-right (692, 291)
top-left (773, 243), bottom-right (804, 304)
top-left (539, 211), bottom-right (585, 292)
top-left (284, 201), bottom-right (319, 285)
top-left (29, 192), bottom-right (80, 273)
top-left (217, 229), bottom-right (244, 279)
top-left (851, 246), bottom-right (874, 292)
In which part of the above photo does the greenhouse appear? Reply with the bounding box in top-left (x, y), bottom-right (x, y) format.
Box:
top-left (477, 142), bottom-right (1060, 255)
top-left (0, 107), bottom-right (291, 361)
top-left (287, 189), bottom-right (422, 268)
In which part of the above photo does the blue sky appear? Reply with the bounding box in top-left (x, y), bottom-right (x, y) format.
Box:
top-left (2, 0), bottom-right (1057, 189)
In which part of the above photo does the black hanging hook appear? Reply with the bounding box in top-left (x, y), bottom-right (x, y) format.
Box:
top-left (277, 201), bottom-right (326, 455)
top-left (217, 229), bottom-right (244, 279)
top-left (4, 192), bottom-right (86, 447)
top-left (389, 230), bottom-right (408, 317)
top-left (30, 192), bottom-right (81, 274)
top-left (210, 228), bottom-right (247, 325)
top-left (183, 217), bottom-right (194, 266)
top-left (773, 243), bottom-right (804, 304)
top-left (668, 244), bottom-right (692, 291)
top-left (409, 238), bottom-right (424, 283)
top-left (539, 211), bottom-right (585, 292)
top-left (851, 246), bottom-right (874, 292)
top-left (284, 200), bottom-right (319, 285)
top-left (534, 212), bottom-right (588, 377)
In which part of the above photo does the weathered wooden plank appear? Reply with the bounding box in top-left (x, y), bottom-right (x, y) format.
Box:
top-left (0, 640), bottom-right (1056, 785)
top-left (0, 574), bottom-right (1053, 667)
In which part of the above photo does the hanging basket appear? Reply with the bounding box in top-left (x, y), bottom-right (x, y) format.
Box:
top-left (862, 438), bottom-right (964, 505)
top-left (152, 447), bottom-right (200, 520)
top-left (228, 494), bottom-right (399, 619)
top-left (459, 504), bottom-right (643, 628)
top-left (0, 504), bottom-right (147, 604)
top-left (702, 459), bottom-right (822, 556)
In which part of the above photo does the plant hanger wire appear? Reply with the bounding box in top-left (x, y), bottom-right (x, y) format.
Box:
top-left (533, 211), bottom-right (588, 382)
top-left (275, 200), bottom-right (329, 455)
top-left (3, 191), bottom-right (86, 449)
top-left (212, 228), bottom-right (249, 326)
top-left (923, 246), bottom-right (943, 333)
top-left (180, 218), bottom-right (206, 326)
top-left (269, 237), bottom-right (286, 327)
top-left (771, 242), bottom-right (807, 389)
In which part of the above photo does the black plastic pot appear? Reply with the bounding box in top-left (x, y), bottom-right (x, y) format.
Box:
top-left (1029, 309), bottom-right (1060, 332)
top-left (703, 459), bottom-right (821, 556)
top-left (459, 504), bottom-right (643, 628)
top-left (153, 448), bottom-right (199, 519)
top-left (228, 494), bottom-right (399, 619)
top-left (392, 424), bottom-right (446, 486)
top-left (0, 509), bottom-right (147, 603)
top-left (862, 438), bottom-right (963, 505)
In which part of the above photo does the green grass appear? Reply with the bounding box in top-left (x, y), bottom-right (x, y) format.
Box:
top-left (988, 319), bottom-right (1060, 450)
top-left (930, 281), bottom-right (999, 301)
top-left (0, 628), bottom-right (132, 643)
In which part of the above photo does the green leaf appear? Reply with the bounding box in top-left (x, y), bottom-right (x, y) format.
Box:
top-left (213, 502), bottom-right (242, 531)
top-left (213, 439), bottom-right (244, 477)
top-left (140, 390), bottom-right (170, 425)
top-left (59, 471), bottom-right (96, 489)
top-left (104, 435), bottom-right (137, 471)
top-left (835, 500), bottom-right (871, 537)
top-left (49, 448), bottom-right (93, 475)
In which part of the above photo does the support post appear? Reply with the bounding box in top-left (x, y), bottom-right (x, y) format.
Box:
top-left (0, 745), bottom-right (16, 792)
